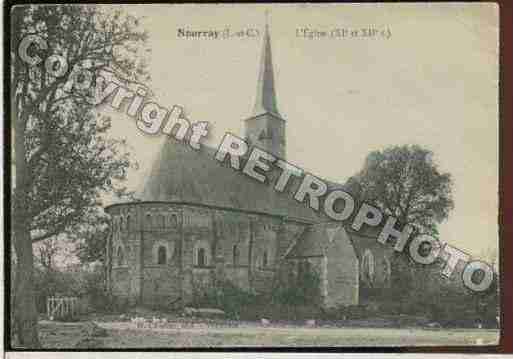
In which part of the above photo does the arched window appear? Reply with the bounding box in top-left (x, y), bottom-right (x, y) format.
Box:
top-left (197, 248), bottom-right (206, 267)
top-left (117, 246), bottom-right (124, 266)
top-left (153, 242), bottom-right (173, 264)
top-left (193, 240), bottom-right (210, 267)
top-left (157, 246), bottom-right (167, 265)
top-left (362, 249), bottom-right (375, 286)
top-left (126, 215), bottom-right (131, 231)
top-left (120, 216), bottom-right (125, 231)
top-left (233, 245), bottom-right (240, 266)
top-left (169, 214), bottom-right (178, 228)
top-left (262, 250), bottom-right (268, 268)
top-left (145, 213), bottom-right (152, 229)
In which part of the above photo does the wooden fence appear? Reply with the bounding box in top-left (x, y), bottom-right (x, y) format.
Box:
top-left (47, 296), bottom-right (80, 319)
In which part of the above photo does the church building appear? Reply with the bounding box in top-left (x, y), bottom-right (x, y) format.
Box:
top-left (105, 22), bottom-right (393, 309)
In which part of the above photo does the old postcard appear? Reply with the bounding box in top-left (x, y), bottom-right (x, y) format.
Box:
top-left (6, 2), bottom-right (500, 351)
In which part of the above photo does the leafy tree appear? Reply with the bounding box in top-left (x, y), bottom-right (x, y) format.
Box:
top-left (348, 145), bottom-right (454, 302)
top-left (11, 5), bottom-right (148, 347)
top-left (74, 212), bottom-right (111, 264)
top-left (348, 144), bottom-right (454, 237)
top-left (36, 238), bottom-right (60, 273)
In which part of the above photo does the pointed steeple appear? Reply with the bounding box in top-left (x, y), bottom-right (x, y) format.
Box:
top-left (244, 12), bottom-right (286, 159)
top-left (253, 13), bottom-right (280, 118)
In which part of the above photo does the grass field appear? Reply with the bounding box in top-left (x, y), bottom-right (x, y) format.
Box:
top-left (36, 321), bottom-right (500, 348)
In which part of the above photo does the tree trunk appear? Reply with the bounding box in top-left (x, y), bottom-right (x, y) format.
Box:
top-left (12, 110), bottom-right (41, 348)
top-left (12, 224), bottom-right (40, 348)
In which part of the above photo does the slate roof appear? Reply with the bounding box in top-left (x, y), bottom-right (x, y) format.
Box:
top-left (285, 224), bottom-right (357, 259)
top-left (137, 137), bottom-right (321, 221)
top-left (134, 136), bottom-right (385, 232)
top-left (284, 225), bottom-right (327, 258)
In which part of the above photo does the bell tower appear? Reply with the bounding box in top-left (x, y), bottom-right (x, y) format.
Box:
top-left (244, 14), bottom-right (286, 159)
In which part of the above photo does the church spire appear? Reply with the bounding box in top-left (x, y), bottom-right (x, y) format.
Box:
top-left (253, 12), bottom-right (280, 117)
top-left (244, 12), bottom-right (286, 159)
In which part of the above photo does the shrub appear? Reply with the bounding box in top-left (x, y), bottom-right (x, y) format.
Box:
top-left (33, 263), bottom-right (110, 314)
top-left (190, 278), bottom-right (324, 321)
top-left (191, 279), bottom-right (260, 319)
top-left (272, 260), bottom-right (322, 307)
top-left (188, 261), bottom-right (324, 321)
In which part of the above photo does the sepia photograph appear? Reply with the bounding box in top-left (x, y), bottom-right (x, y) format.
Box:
top-left (5, 2), bottom-right (502, 351)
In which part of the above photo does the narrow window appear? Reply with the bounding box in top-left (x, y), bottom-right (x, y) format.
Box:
top-left (126, 215), bottom-right (131, 231)
top-left (146, 213), bottom-right (151, 228)
top-left (160, 214), bottom-right (165, 228)
top-left (117, 246), bottom-right (124, 266)
top-left (362, 250), bottom-right (375, 286)
top-left (170, 214), bottom-right (178, 227)
top-left (197, 248), bottom-right (206, 267)
top-left (382, 257), bottom-right (391, 287)
top-left (262, 250), bottom-right (268, 268)
top-left (233, 245), bottom-right (240, 266)
top-left (157, 246), bottom-right (167, 265)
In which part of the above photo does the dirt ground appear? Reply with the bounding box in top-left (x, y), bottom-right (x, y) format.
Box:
top-left (35, 320), bottom-right (500, 348)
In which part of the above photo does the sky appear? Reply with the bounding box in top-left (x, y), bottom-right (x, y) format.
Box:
top-left (101, 3), bottom-right (499, 260)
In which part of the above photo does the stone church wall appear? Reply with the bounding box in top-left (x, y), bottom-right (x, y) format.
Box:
top-left (181, 206), bottom-right (215, 300)
top-left (249, 217), bottom-right (281, 294)
top-left (140, 230), bottom-right (181, 307)
top-left (215, 211), bottom-right (252, 291)
top-left (106, 202), bottom-right (313, 307)
top-left (324, 229), bottom-right (359, 307)
top-left (108, 204), bottom-right (141, 306)
top-left (142, 267), bottom-right (182, 307)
